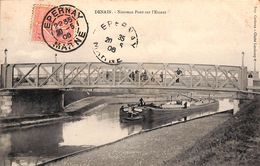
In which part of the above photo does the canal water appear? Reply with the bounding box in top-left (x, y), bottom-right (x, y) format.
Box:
top-left (0, 98), bottom-right (236, 166)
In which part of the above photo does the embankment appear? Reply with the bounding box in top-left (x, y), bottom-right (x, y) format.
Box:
top-left (164, 96), bottom-right (260, 166)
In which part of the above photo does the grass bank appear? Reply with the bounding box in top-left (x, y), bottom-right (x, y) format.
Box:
top-left (165, 96), bottom-right (260, 166)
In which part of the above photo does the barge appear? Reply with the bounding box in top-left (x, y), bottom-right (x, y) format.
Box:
top-left (119, 98), bottom-right (219, 123)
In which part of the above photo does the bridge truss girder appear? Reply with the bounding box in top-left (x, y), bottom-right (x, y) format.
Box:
top-left (1, 62), bottom-right (247, 91)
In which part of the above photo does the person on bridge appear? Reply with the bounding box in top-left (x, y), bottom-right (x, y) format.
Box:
top-left (135, 70), bottom-right (139, 82)
top-left (106, 71), bottom-right (109, 80)
top-left (151, 72), bottom-right (155, 82)
top-left (160, 71), bottom-right (163, 82)
top-left (129, 71), bottom-right (135, 81)
top-left (141, 70), bottom-right (148, 81)
top-left (176, 68), bottom-right (182, 83)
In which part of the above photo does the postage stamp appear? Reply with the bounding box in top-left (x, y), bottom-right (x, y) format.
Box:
top-left (41, 4), bottom-right (89, 53)
top-left (31, 4), bottom-right (53, 42)
top-left (92, 21), bottom-right (138, 65)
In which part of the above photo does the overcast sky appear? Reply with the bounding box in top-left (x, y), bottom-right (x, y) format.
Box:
top-left (0, 0), bottom-right (259, 71)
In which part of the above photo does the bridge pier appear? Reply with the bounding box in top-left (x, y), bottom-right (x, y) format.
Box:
top-left (0, 91), bottom-right (12, 117)
top-left (0, 89), bottom-right (63, 118)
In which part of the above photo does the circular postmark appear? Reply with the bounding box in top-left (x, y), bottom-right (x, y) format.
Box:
top-left (41, 4), bottom-right (89, 52)
top-left (92, 21), bottom-right (138, 65)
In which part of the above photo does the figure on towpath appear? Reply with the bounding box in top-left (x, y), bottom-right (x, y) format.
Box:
top-left (139, 98), bottom-right (145, 106)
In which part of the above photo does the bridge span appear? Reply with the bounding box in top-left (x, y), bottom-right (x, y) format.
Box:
top-left (1, 62), bottom-right (248, 91)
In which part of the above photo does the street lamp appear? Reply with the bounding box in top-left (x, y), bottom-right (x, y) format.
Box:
top-left (4, 48), bottom-right (8, 64)
top-left (241, 51), bottom-right (245, 67)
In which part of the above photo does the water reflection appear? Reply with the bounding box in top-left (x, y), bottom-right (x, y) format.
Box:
top-left (0, 98), bottom-right (237, 165)
top-left (0, 123), bottom-right (87, 165)
top-left (60, 114), bottom-right (141, 146)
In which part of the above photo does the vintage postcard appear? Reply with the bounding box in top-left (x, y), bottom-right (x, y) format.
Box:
top-left (0, 0), bottom-right (260, 166)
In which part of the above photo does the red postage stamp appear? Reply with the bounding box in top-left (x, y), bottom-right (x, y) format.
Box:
top-left (31, 4), bottom-right (54, 42)
top-left (31, 4), bottom-right (89, 53)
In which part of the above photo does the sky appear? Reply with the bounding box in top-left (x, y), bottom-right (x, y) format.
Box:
top-left (0, 0), bottom-right (259, 71)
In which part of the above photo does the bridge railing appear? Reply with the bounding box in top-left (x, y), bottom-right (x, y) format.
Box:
top-left (1, 62), bottom-right (247, 91)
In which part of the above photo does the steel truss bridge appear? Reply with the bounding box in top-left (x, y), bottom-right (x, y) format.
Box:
top-left (1, 62), bottom-right (248, 91)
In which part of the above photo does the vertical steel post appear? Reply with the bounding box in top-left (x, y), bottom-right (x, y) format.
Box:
top-left (62, 63), bottom-right (66, 87)
top-left (36, 64), bottom-right (40, 87)
top-left (241, 66), bottom-right (248, 90)
top-left (164, 63), bottom-right (167, 87)
top-left (88, 63), bottom-right (91, 86)
top-left (113, 65), bottom-right (116, 86)
top-left (138, 63), bottom-right (141, 87)
top-left (1, 64), bottom-right (6, 88)
top-left (6, 64), bottom-right (13, 88)
top-left (215, 65), bottom-right (219, 89)
top-left (190, 64), bottom-right (193, 88)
